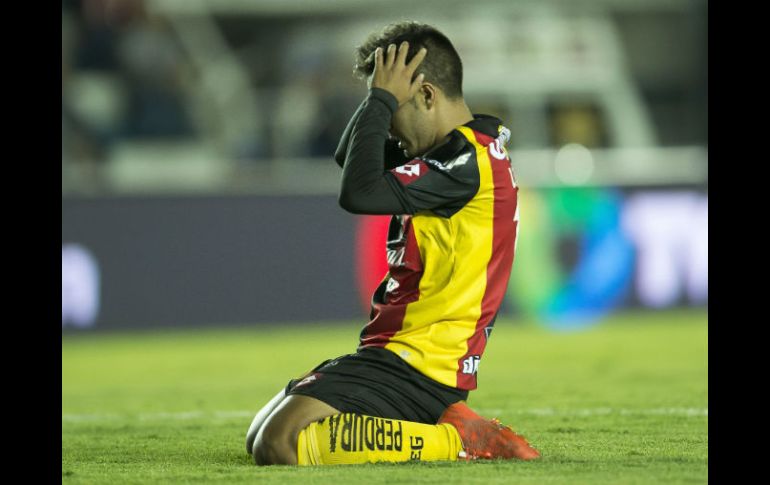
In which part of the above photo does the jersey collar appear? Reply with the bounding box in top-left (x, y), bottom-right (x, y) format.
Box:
top-left (464, 114), bottom-right (504, 138)
top-left (419, 115), bottom-right (505, 163)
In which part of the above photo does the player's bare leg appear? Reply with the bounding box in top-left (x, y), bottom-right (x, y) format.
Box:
top-left (252, 394), bottom-right (340, 465)
top-left (245, 388), bottom-right (288, 455)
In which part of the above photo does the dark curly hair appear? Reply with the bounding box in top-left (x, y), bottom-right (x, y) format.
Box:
top-left (354, 21), bottom-right (464, 99)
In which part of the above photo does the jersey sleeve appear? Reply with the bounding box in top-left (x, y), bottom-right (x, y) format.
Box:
top-left (335, 100), bottom-right (409, 170)
top-left (338, 88), bottom-right (412, 215)
top-left (384, 150), bottom-right (480, 217)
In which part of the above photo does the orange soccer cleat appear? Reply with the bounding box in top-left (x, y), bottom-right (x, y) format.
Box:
top-left (438, 401), bottom-right (541, 461)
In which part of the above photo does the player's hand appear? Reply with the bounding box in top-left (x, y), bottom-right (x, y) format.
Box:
top-left (371, 42), bottom-right (427, 106)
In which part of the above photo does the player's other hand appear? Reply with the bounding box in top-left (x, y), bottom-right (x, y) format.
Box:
top-left (371, 42), bottom-right (427, 106)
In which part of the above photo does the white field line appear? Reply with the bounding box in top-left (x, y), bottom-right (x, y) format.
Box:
top-left (62, 407), bottom-right (707, 422)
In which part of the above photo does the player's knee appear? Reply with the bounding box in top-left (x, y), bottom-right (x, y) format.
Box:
top-left (245, 430), bottom-right (257, 456)
top-left (252, 418), bottom-right (299, 466)
top-left (245, 418), bottom-right (266, 456)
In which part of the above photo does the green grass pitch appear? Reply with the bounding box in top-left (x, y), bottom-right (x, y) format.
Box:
top-left (62, 309), bottom-right (707, 484)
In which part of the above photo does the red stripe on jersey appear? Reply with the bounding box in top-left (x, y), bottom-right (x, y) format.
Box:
top-left (456, 131), bottom-right (519, 390)
top-left (359, 216), bottom-right (423, 348)
top-left (390, 160), bottom-right (429, 186)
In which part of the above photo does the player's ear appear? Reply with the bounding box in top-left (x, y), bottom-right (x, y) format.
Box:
top-left (421, 83), bottom-right (437, 110)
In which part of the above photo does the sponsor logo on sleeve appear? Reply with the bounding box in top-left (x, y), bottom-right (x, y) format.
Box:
top-left (391, 161), bottom-right (428, 185)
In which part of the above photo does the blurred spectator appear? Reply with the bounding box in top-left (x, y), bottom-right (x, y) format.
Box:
top-left (63, 0), bottom-right (196, 153)
top-left (62, 2), bottom-right (110, 186)
top-left (308, 91), bottom-right (362, 158)
top-left (116, 15), bottom-right (196, 138)
top-left (71, 0), bottom-right (142, 70)
top-left (548, 102), bottom-right (609, 148)
top-left (307, 57), bottom-right (364, 158)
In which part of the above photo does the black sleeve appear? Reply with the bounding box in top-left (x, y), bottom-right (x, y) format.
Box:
top-left (339, 88), bottom-right (480, 217)
top-left (338, 88), bottom-right (411, 215)
top-left (384, 148), bottom-right (480, 218)
top-left (334, 98), bottom-right (409, 170)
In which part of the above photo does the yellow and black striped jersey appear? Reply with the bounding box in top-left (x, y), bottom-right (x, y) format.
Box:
top-left (357, 114), bottom-right (519, 391)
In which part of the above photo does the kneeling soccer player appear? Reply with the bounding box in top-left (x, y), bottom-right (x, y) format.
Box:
top-left (246, 21), bottom-right (540, 466)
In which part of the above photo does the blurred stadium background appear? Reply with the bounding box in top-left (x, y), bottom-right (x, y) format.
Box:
top-left (62, 0), bottom-right (707, 332)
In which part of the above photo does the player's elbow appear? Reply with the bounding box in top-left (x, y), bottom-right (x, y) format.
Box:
top-left (338, 189), bottom-right (367, 214)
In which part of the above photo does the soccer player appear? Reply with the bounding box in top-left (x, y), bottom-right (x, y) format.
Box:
top-left (246, 21), bottom-right (539, 466)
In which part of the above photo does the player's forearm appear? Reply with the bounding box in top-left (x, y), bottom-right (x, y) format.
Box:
top-left (335, 99), bottom-right (408, 170)
top-left (338, 88), bottom-right (407, 214)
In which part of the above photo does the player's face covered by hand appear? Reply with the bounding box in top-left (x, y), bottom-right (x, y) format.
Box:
top-left (390, 93), bottom-right (436, 158)
top-left (367, 42), bottom-right (435, 158)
